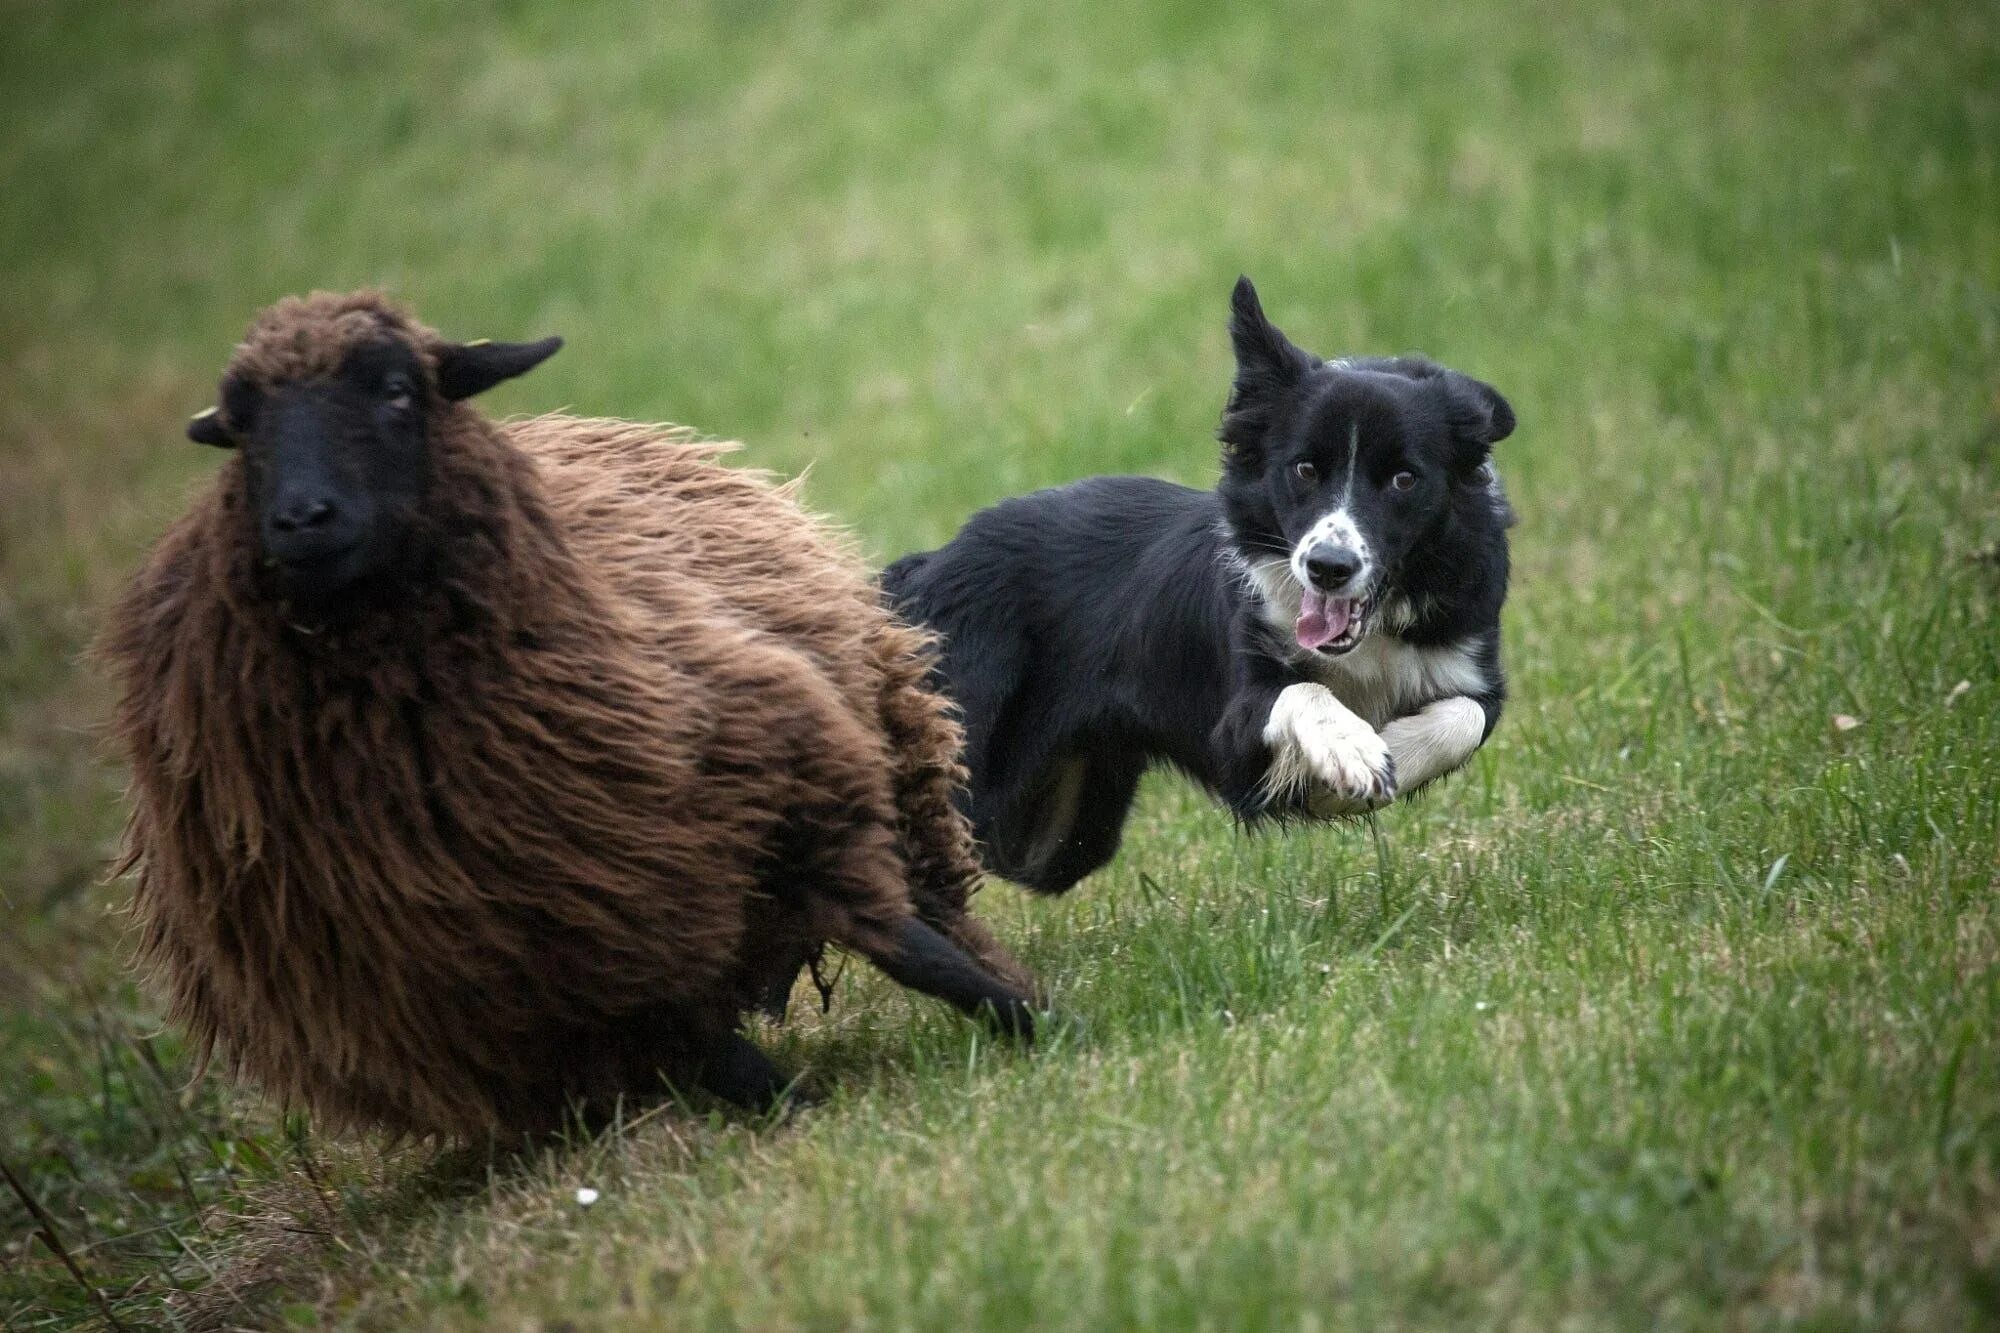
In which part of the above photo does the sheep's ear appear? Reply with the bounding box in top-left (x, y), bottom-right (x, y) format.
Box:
top-left (187, 407), bottom-right (233, 448)
top-left (434, 336), bottom-right (564, 401)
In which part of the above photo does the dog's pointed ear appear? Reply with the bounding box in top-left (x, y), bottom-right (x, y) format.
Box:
top-left (187, 406), bottom-right (233, 447)
top-left (1439, 370), bottom-right (1515, 472)
top-left (1220, 277), bottom-right (1317, 465)
top-left (1228, 276), bottom-right (1317, 392)
top-left (434, 336), bottom-right (564, 401)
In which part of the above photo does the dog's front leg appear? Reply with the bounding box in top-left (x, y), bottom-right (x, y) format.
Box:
top-left (1378, 696), bottom-right (1493, 793)
top-left (1213, 609), bottom-right (1395, 819)
top-left (1261, 682), bottom-right (1398, 816)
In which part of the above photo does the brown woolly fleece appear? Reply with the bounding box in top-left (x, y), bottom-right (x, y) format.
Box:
top-left (99, 291), bottom-right (1029, 1139)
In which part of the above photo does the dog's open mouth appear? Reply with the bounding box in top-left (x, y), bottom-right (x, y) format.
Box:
top-left (1295, 589), bottom-right (1371, 655)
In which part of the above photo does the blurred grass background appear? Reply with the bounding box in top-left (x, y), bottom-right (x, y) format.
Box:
top-left (2, 0), bottom-right (1997, 1326)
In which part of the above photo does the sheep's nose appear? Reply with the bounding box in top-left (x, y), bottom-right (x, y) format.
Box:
top-left (271, 497), bottom-right (338, 534)
top-left (1304, 545), bottom-right (1362, 591)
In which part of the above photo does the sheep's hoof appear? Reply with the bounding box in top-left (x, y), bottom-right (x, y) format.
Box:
top-left (980, 995), bottom-right (1039, 1044)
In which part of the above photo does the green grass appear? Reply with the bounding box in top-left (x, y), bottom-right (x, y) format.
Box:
top-left (3, 0), bottom-right (1997, 1326)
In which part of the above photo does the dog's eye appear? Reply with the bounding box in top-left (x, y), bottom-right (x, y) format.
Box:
top-left (1294, 461), bottom-right (1318, 484)
top-left (1390, 471), bottom-right (1417, 493)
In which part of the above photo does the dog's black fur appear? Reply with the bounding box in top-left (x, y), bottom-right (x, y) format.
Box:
top-left (882, 278), bottom-right (1517, 894)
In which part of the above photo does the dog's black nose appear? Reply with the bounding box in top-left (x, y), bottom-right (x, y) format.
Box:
top-left (1304, 545), bottom-right (1362, 590)
top-left (271, 496), bottom-right (338, 534)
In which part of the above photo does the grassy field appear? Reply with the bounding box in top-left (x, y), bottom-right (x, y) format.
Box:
top-left (3, 0), bottom-right (1997, 1326)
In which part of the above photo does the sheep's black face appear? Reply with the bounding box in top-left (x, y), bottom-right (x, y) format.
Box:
top-left (190, 327), bottom-right (564, 611)
top-left (228, 341), bottom-right (434, 608)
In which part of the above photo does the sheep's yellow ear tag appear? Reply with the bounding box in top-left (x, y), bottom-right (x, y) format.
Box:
top-left (465, 339), bottom-right (492, 347)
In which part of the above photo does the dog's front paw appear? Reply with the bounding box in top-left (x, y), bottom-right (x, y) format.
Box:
top-left (1302, 735), bottom-right (1397, 816)
top-left (1305, 760), bottom-right (1396, 817)
top-left (1262, 683), bottom-right (1397, 815)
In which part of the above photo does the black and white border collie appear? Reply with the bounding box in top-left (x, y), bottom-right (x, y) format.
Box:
top-left (882, 278), bottom-right (1516, 895)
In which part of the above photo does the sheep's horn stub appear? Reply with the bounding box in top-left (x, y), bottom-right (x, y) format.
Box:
top-left (187, 406), bottom-right (232, 447)
top-left (435, 335), bottom-right (564, 401)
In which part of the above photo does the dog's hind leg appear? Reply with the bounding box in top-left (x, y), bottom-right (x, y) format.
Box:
top-left (1017, 757), bottom-right (1088, 880)
top-left (1010, 751), bottom-right (1146, 895)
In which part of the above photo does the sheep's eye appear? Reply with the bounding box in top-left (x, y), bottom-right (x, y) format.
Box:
top-left (1390, 471), bottom-right (1417, 492)
top-left (382, 373), bottom-right (415, 411)
top-left (1293, 461), bottom-right (1318, 484)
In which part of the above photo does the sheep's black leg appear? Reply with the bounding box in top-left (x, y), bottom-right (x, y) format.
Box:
top-left (753, 971), bottom-right (796, 1021)
top-left (695, 1032), bottom-right (814, 1112)
top-left (867, 916), bottom-right (1038, 1042)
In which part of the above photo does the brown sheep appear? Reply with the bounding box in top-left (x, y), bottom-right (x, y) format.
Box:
top-left (98, 290), bottom-right (1039, 1140)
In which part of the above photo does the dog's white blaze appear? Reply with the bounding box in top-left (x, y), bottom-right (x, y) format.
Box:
top-left (1340, 421), bottom-right (1359, 507)
top-left (1379, 696), bottom-right (1487, 789)
top-left (1261, 682), bottom-right (1394, 813)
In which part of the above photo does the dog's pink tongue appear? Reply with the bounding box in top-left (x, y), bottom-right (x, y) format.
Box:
top-left (1295, 590), bottom-right (1353, 651)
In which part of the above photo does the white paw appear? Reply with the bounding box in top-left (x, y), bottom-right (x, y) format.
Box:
top-left (1262, 683), bottom-right (1397, 815)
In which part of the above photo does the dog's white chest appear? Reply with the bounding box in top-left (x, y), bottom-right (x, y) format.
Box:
top-left (1300, 633), bottom-right (1488, 729)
